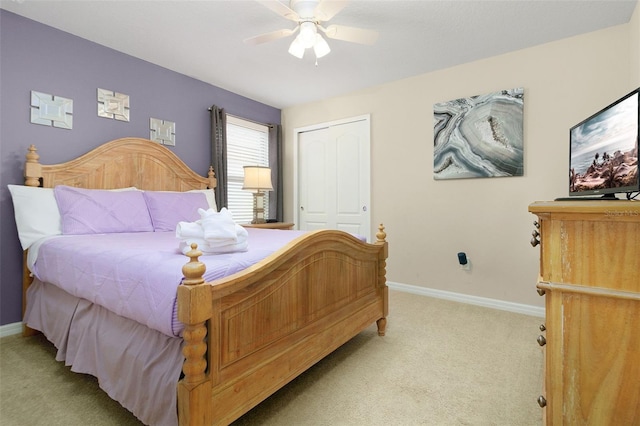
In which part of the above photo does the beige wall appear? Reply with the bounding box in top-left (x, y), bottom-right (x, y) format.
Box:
top-left (282, 20), bottom-right (636, 308)
top-left (631, 1), bottom-right (640, 86)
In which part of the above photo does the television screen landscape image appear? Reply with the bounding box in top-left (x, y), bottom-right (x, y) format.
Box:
top-left (569, 88), bottom-right (639, 198)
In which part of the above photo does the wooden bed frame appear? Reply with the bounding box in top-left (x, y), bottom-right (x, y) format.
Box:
top-left (22, 137), bottom-right (389, 426)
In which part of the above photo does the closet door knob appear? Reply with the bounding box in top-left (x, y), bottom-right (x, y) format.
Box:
top-left (539, 324), bottom-right (546, 332)
top-left (537, 395), bottom-right (547, 407)
top-left (530, 237), bottom-right (540, 247)
top-left (537, 335), bottom-right (546, 346)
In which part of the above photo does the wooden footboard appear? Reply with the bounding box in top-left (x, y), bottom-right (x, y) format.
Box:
top-left (178, 226), bottom-right (389, 426)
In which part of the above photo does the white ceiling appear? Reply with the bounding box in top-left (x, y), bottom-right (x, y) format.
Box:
top-left (2, 0), bottom-right (637, 109)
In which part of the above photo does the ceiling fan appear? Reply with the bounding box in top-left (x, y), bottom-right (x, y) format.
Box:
top-left (245, 0), bottom-right (379, 60)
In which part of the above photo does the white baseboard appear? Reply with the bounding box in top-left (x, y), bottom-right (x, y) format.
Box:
top-left (0, 322), bottom-right (23, 338)
top-left (387, 281), bottom-right (545, 318)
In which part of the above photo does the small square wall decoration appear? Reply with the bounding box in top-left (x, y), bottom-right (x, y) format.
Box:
top-left (97, 88), bottom-right (130, 121)
top-left (30, 91), bottom-right (73, 129)
top-left (150, 118), bottom-right (176, 146)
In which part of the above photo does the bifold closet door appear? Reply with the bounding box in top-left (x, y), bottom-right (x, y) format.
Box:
top-left (297, 119), bottom-right (370, 241)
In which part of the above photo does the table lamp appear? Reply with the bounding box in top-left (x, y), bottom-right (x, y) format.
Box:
top-left (242, 165), bottom-right (273, 224)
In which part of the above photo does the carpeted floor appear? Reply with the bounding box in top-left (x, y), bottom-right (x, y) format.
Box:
top-left (0, 290), bottom-right (544, 425)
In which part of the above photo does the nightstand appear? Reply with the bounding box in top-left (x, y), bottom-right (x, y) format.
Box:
top-left (241, 222), bottom-right (294, 230)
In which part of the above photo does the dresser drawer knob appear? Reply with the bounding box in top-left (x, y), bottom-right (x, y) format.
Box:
top-left (539, 324), bottom-right (546, 332)
top-left (537, 335), bottom-right (546, 346)
top-left (536, 288), bottom-right (545, 296)
top-left (537, 395), bottom-right (547, 407)
top-left (533, 221), bottom-right (540, 229)
top-left (530, 237), bottom-right (540, 247)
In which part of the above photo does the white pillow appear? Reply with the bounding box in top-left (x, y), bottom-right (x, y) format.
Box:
top-left (7, 185), bottom-right (139, 250)
top-left (187, 189), bottom-right (218, 211)
top-left (7, 185), bottom-right (62, 250)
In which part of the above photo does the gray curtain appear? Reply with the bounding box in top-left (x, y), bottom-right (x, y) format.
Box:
top-left (269, 124), bottom-right (284, 222)
top-left (210, 105), bottom-right (227, 209)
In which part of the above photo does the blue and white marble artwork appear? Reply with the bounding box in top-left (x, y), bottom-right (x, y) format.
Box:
top-left (433, 88), bottom-right (524, 180)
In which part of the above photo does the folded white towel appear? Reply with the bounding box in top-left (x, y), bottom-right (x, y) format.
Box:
top-left (179, 239), bottom-right (248, 255)
top-left (175, 221), bottom-right (204, 239)
top-left (199, 207), bottom-right (238, 243)
top-left (179, 225), bottom-right (249, 255)
top-left (176, 208), bottom-right (248, 255)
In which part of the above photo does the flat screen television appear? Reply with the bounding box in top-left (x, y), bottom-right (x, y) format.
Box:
top-left (568, 87), bottom-right (639, 200)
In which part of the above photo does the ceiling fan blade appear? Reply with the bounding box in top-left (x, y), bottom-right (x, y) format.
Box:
top-left (244, 28), bottom-right (297, 45)
top-left (321, 24), bottom-right (379, 45)
top-left (313, 0), bottom-right (348, 22)
top-left (255, 0), bottom-right (300, 22)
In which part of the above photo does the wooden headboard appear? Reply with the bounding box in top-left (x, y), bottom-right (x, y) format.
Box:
top-left (24, 137), bottom-right (216, 191)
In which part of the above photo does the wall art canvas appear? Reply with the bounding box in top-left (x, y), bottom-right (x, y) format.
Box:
top-left (433, 88), bottom-right (524, 180)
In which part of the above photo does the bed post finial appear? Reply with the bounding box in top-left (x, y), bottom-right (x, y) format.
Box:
top-left (182, 243), bottom-right (205, 285)
top-left (376, 224), bottom-right (386, 243)
top-left (25, 145), bottom-right (42, 187)
top-left (207, 166), bottom-right (217, 190)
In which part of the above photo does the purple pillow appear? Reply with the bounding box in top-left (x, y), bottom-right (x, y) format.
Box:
top-left (142, 191), bottom-right (209, 232)
top-left (54, 186), bottom-right (153, 234)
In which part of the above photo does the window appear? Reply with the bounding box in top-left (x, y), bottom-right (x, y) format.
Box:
top-left (226, 115), bottom-right (270, 223)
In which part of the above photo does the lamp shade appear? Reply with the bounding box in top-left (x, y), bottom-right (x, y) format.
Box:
top-left (313, 34), bottom-right (331, 58)
top-left (242, 166), bottom-right (273, 191)
top-left (288, 36), bottom-right (306, 59)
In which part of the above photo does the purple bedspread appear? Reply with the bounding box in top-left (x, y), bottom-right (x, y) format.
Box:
top-left (31, 228), bottom-right (307, 337)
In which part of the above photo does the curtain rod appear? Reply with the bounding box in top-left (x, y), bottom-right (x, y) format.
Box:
top-left (207, 108), bottom-right (274, 128)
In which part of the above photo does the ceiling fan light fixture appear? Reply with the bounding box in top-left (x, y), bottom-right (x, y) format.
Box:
top-left (249, 0), bottom-right (374, 61)
top-left (299, 21), bottom-right (317, 48)
top-left (313, 34), bottom-right (331, 58)
top-left (288, 35), bottom-right (305, 58)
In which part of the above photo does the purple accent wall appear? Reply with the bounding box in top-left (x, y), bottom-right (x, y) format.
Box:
top-left (0, 10), bottom-right (281, 326)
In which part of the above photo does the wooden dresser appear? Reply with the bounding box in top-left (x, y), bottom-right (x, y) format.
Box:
top-left (528, 201), bottom-right (640, 425)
